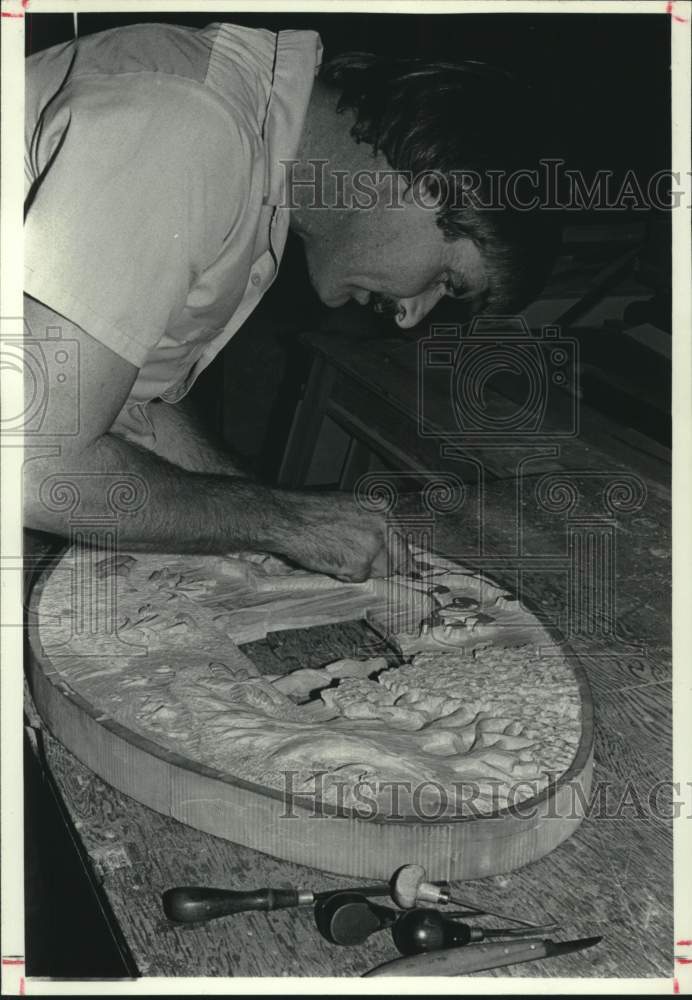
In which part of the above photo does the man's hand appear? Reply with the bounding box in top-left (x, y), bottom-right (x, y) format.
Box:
top-left (22, 296), bottom-right (411, 581)
top-left (276, 491), bottom-right (413, 582)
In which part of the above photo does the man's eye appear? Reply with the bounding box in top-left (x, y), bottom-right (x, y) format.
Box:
top-left (442, 276), bottom-right (471, 301)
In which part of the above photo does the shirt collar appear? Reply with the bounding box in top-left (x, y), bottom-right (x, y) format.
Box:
top-left (262, 29), bottom-right (323, 207)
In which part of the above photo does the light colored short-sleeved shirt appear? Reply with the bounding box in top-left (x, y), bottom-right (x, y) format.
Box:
top-left (25, 22), bottom-right (322, 445)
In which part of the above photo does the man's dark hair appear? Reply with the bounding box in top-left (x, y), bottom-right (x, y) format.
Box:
top-left (320, 53), bottom-right (563, 315)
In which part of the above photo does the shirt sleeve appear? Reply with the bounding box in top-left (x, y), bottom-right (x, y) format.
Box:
top-left (25, 74), bottom-right (255, 368)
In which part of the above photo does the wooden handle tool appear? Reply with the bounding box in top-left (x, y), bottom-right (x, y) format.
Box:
top-left (162, 883), bottom-right (390, 923)
top-left (363, 935), bottom-right (602, 977)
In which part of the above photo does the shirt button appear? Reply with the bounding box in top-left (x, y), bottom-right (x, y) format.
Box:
top-left (251, 272), bottom-right (261, 287)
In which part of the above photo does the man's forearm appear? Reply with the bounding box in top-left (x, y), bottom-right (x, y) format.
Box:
top-left (141, 398), bottom-right (248, 476)
top-left (20, 295), bottom-right (391, 578)
top-left (25, 430), bottom-right (294, 554)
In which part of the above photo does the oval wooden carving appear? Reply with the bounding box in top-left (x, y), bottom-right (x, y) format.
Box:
top-left (27, 547), bottom-right (594, 880)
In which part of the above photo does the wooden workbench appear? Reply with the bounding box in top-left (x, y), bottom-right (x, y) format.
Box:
top-left (24, 465), bottom-right (672, 979)
top-left (279, 327), bottom-right (670, 491)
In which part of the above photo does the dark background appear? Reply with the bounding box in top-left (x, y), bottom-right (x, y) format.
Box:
top-left (26, 11), bottom-right (671, 179)
top-left (24, 11), bottom-right (671, 975)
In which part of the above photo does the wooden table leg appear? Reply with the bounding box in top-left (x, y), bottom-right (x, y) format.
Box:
top-left (277, 357), bottom-right (335, 488)
top-left (339, 438), bottom-right (374, 490)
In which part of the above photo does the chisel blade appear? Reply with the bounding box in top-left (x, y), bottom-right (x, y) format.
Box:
top-left (545, 935), bottom-right (603, 958)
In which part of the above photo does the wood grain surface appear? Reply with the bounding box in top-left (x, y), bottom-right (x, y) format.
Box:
top-left (23, 465), bottom-right (672, 978)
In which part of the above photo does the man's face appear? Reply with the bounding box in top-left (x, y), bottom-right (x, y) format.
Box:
top-left (300, 185), bottom-right (487, 330)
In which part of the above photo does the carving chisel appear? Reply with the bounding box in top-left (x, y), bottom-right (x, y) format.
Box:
top-left (163, 883), bottom-right (394, 923)
top-left (363, 934), bottom-right (602, 977)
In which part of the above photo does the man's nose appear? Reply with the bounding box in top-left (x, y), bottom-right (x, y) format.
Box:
top-left (394, 286), bottom-right (445, 330)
